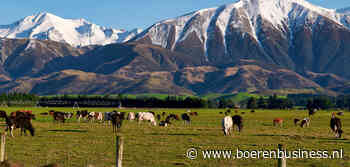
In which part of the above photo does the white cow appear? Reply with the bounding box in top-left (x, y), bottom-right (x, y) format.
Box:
top-left (88, 112), bottom-right (96, 122)
top-left (97, 112), bottom-right (103, 122)
top-left (222, 116), bottom-right (233, 136)
top-left (137, 112), bottom-right (156, 126)
top-left (127, 112), bottom-right (136, 121)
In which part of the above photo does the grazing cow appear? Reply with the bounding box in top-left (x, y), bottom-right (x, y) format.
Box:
top-left (169, 114), bottom-right (180, 120)
top-left (53, 112), bottom-right (65, 123)
top-left (40, 112), bottom-right (49, 116)
top-left (300, 118), bottom-right (310, 128)
top-left (127, 112), bottom-right (136, 121)
top-left (156, 114), bottom-right (161, 121)
top-left (273, 118), bottom-right (283, 127)
top-left (219, 112), bottom-right (223, 114)
top-left (4, 112), bottom-right (35, 137)
top-left (0, 110), bottom-right (7, 118)
top-left (181, 113), bottom-right (191, 125)
top-left (49, 110), bottom-right (55, 116)
top-left (15, 114), bottom-right (35, 136)
top-left (309, 108), bottom-right (317, 116)
top-left (241, 112), bottom-right (245, 115)
top-left (165, 114), bottom-right (179, 123)
top-left (137, 112), bottom-right (157, 126)
top-left (0, 110), bottom-right (7, 122)
top-left (104, 112), bottom-right (115, 124)
top-left (111, 112), bottom-right (125, 132)
top-left (96, 112), bottom-right (103, 122)
top-left (232, 115), bottom-right (243, 132)
top-left (64, 112), bottom-right (73, 119)
top-left (251, 110), bottom-right (255, 113)
top-left (222, 116), bottom-right (233, 136)
top-left (163, 114), bottom-right (181, 126)
top-left (294, 118), bottom-right (300, 126)
top-left (330, 113), bottom-right (343, 138)
top-left (162, 112), bottom-right (167, 116)
top-left (88, 112), bottom-right (96, 122)
top-left (76, 110), bottom-right (89, 122)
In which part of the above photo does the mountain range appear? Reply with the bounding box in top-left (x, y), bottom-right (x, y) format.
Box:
top-left (0, 12), bottom-right (142, 47)
top-left (1, 0), bottom-right (350, 96)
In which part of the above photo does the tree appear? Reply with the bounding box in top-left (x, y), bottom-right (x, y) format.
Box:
top-left (247, 97), bottom-right (258, 109)
top-left (257, 97), bottom-right (268, 109)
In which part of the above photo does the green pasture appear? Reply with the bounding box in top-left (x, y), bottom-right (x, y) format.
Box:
top-left (0, 107), bottom-right (348, 167)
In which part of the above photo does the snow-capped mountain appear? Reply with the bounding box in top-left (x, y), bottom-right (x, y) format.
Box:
top-left (0, 12), bottom-right (142, 47)
top-left (135, 0), bottom-right (350, 50)
top-left (133, 0), bottom-right (350, 78)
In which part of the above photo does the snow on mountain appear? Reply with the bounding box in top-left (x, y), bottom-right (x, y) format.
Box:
top-left (0, 12), bottom-right (141, 47)
top-left (134, 0), bottom-right (350, 52)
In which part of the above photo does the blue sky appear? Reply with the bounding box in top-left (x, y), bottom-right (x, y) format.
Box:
top-left (1, 0), bottom-right (350, 30)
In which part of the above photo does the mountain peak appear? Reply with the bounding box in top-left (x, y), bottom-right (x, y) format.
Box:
top-left (0, 13), bottom-right (142, 47)
top-left (134, 0), bottom-right (350, 64)
top-left (30, 12), bottom-right (61, 22)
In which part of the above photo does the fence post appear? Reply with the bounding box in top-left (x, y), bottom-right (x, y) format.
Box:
top-left (116, 136), bottom-right (124, 167)
top-left (1, 133), bottom-right (6, 162)
top-left (278, 144), bottom-right (286, 167)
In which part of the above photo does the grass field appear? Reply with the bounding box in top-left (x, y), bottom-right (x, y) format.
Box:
top-left (0, 107), bottom-right (349, 167)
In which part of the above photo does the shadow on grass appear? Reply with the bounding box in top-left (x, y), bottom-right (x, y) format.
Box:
top-left (48, 129), bottom-right (88, 133)
top-left (173, 162), bottom-right (187, 166)
top-left (253, 134), bottom-right (348, 142)
top-left (261, 123), bottom-right (273, 127)
top-left (149, 133), bottom-right (199, 136)
top-left (253, 134), bottom-right (289, 137)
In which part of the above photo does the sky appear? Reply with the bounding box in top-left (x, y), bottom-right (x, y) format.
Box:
top-left (1, 0), bottom-right (350, 30)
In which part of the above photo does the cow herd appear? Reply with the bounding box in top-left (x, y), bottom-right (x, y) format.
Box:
top-left (0, 108), bottom-right (345, 139)
top-left (222, 109), bottom-right (345, 139)
top-left (44, 110), bottom-right (198, 132)
top-left (0, 109), bottom-right (199, 137)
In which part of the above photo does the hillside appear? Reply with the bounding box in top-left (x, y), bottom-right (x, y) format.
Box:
top-left (1, 0), bottom-right (350, 95)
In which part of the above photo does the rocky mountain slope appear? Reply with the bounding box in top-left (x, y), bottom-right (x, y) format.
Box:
top-left (0, 37), bottom-right (345, 95)
top-left (0, 0), bottom-right (350, 95)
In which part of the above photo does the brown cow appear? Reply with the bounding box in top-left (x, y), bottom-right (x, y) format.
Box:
top-left (273, 118), bottom-right (283, 127)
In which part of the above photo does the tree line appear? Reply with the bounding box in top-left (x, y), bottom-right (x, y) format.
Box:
top-left (1, 92), bottom-right (350, 109)
top-left (39, 95), bottom-right (210, 108)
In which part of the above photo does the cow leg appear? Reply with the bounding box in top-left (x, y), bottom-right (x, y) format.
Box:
top-left (10, 126), bottom-right (14, 137)
top-left (335, 131), bottom-right (339, 138)
top-left (23, 128), bottom-right (27, 136)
